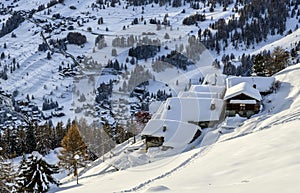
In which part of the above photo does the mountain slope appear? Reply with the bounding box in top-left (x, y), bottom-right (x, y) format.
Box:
top-left (53, 63), bottom-right (300, 192)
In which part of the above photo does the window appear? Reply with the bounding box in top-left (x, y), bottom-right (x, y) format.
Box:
top-left (240, 103), bottom-right (246, 110)
top-left (210, 103), bottom-right (216, 110)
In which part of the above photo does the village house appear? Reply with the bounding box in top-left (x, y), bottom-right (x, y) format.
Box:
top-left (224, 82), bottom-right (262, 118)
top-left (142, 82), bottom-right (227, 152)
top-left (202, 73), bottom-right (227, 86)
top-left (189, 85), bottom-right (226, 99)
top-left (159, 97), bottom-right (225, 128)
top-left (141, 119), bottom-right (201, 150)
top-left (178, 91), bottom-right (221, 99)
top-left (226, 76), bottom-right (275, 95)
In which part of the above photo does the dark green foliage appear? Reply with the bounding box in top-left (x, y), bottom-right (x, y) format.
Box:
top-left (0, 12), bottom-right (25, 38)
top-left (42, 98), bottom-right (59, 110)
top-left (182, 13), bottom-right (206, 25)
top-left (1, 120), bottom-right (68, 158)
top-left (197, 0), bottom-right (291, 53)
top-left (253, 47), bottom-right (289, 76)
top-left (162, 50), bottom-right (194, 71)
top-left (223, 62), bottom-right (236, 75)
top-left (1, 52), bottom-right (5, 59)
top-left (98, 17), bottom-right (104, 25)
top-left (66, 32), bottom-right (87, 45)
top-left (17, 153), bottom-right (59, 193)
top-left (25, 124), bottom-right (37, 154)
top-left (0, 154), bottom-right (17, 193)
top-left (128, 45), bottom-right (160, 60)
top-left (38, 42), bottom-right (48, 52)
top-left (36, 124), bottom-right (52, 155)
top-left (47, 51), bottom-right (52, 60)
top-left (172, 0), bottom-right (181, 7)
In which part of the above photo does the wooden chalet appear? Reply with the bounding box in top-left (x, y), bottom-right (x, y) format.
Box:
top-left (226, 76), bottom-right (275, 95)
top-left (224, 82), bottom-right (262, 118)
top-left (141, 119), bottom-right (201, 150)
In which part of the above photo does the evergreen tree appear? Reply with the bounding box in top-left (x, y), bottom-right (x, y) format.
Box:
top-left (54, 121), bottom-right (65, 148)
top-left (16, 126), bottom-right (26, 155)
top-left (58, 121), bottom-right (87, 176)
top-left (253, 47), bottom-right (289, 76)
top-left (16, 154), bottom-right (28, 191)
top-left (253, 53), bottom-right (268, 76)
top-left (17, 152), bottom-right (59, 193)
top-left (36, 124), bottom-right (51, 155)
top-left (47, 51), bottom-right (51, 60)
top-left (0, 151), bottom-right (17, 193)
top-left (25, 124), bottom-right (37, 153)
top-left (271, 46), bottom-right (289, 74)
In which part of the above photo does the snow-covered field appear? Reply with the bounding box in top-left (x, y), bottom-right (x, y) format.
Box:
top-left (51, 63), bottom-right (300, 192)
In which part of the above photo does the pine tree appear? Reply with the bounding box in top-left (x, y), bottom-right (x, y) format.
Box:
top-left (0, 152), bottom-right (17, 193)
top-left (16, 126), bottom-right (26, 155)
top-left (252, 53), bottom-right (267, 76)
top-left (271, 46), bottom-right (289, 74)
top-left (17, 152), bottom-right (59, 193)
top-left (16, 154), bottom-right (27, 191)
top-left (55, 121), bottom-right (65, 148)
top-left (25, 124), bottom-right (37, 153)
top-left (58, 121), bottom-right (87, 176)
top-left (36, 124), bottom-right (51, 155)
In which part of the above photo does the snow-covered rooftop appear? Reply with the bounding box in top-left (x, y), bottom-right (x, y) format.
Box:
top-left (141, 119), bottom-right (201, 148)
top-left (202, 73), bottom-right (226, 86)
top-left (229, 100), bottom-right (257, 104)
top-left (226, 76), bottom-right (275, 93)
top-left (159, 97), bottom-right (224, 122)
top-left (189, 85), bottom-right (226, 96)
top-left (178, 91), bottom-right (221, 99)
top-left (224, 82), bottom-right (262, 101)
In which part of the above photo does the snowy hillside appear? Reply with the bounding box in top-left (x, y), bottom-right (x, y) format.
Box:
top-left (0, 0), bottom-right (300, 192)
top-left (53, 63), bottom-right (300, 192)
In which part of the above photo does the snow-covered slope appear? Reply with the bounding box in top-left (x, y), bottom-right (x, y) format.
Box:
top-left (254, 28), bottom-right (300, 54)
top-left (53, 63), bottom-right (300, 192)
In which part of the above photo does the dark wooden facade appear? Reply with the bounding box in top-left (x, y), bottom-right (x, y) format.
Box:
top-left (225, 93), bottom-right (261, 118)
top-left (142, 135), bottom-right (164, 150)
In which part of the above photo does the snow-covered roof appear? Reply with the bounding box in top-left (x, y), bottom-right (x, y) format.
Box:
top-left (226, 76), bottom-right (275, 93)
top-left (189, 85), bottom-right (225, 96)
top-left (159, 97), bottom-right (224, 122)
top-left (224, 82), bottom-right (262, 101)
top-left (202, 73), bottom-right (226, 86)
top-left (229, 100), bottom-right (257, 104)
top-left (178, 91), bottom-right (220, 99)
top-left (222, 114), bottom-right (247, 129)
top-left (141, 119), bottom-right (201, 148)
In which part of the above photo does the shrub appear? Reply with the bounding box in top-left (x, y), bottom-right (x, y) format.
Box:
top-left (66, 32), bottom-right (87, 45)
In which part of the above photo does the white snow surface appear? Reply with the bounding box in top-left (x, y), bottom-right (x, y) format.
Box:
top-left (189, 85), bottom-right (226, 97)
top-left (224, 82), bottom-right (262, 101)
top-left (159, 97), bottom-right (224, 122)
top-left (54, 63), bottom-right (300, 193)
top-left (226, 76), bottom-right (275, 93)
top-left (178, 91), bottom-right (220, 98)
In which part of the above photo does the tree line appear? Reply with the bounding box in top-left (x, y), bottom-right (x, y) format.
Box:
top-left (0, 121), bottom-right (68, 158)
top-left (0, 120), bottom-right (89, 193)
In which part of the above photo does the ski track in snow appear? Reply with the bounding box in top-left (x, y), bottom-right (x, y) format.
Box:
top-left (116, 131), bottom-right (221, 193)
top-left (221, 109), bottom-right (300, 143)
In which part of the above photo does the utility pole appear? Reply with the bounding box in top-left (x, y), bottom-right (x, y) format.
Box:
top-left (74, 154), bottom-right (79, 184)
